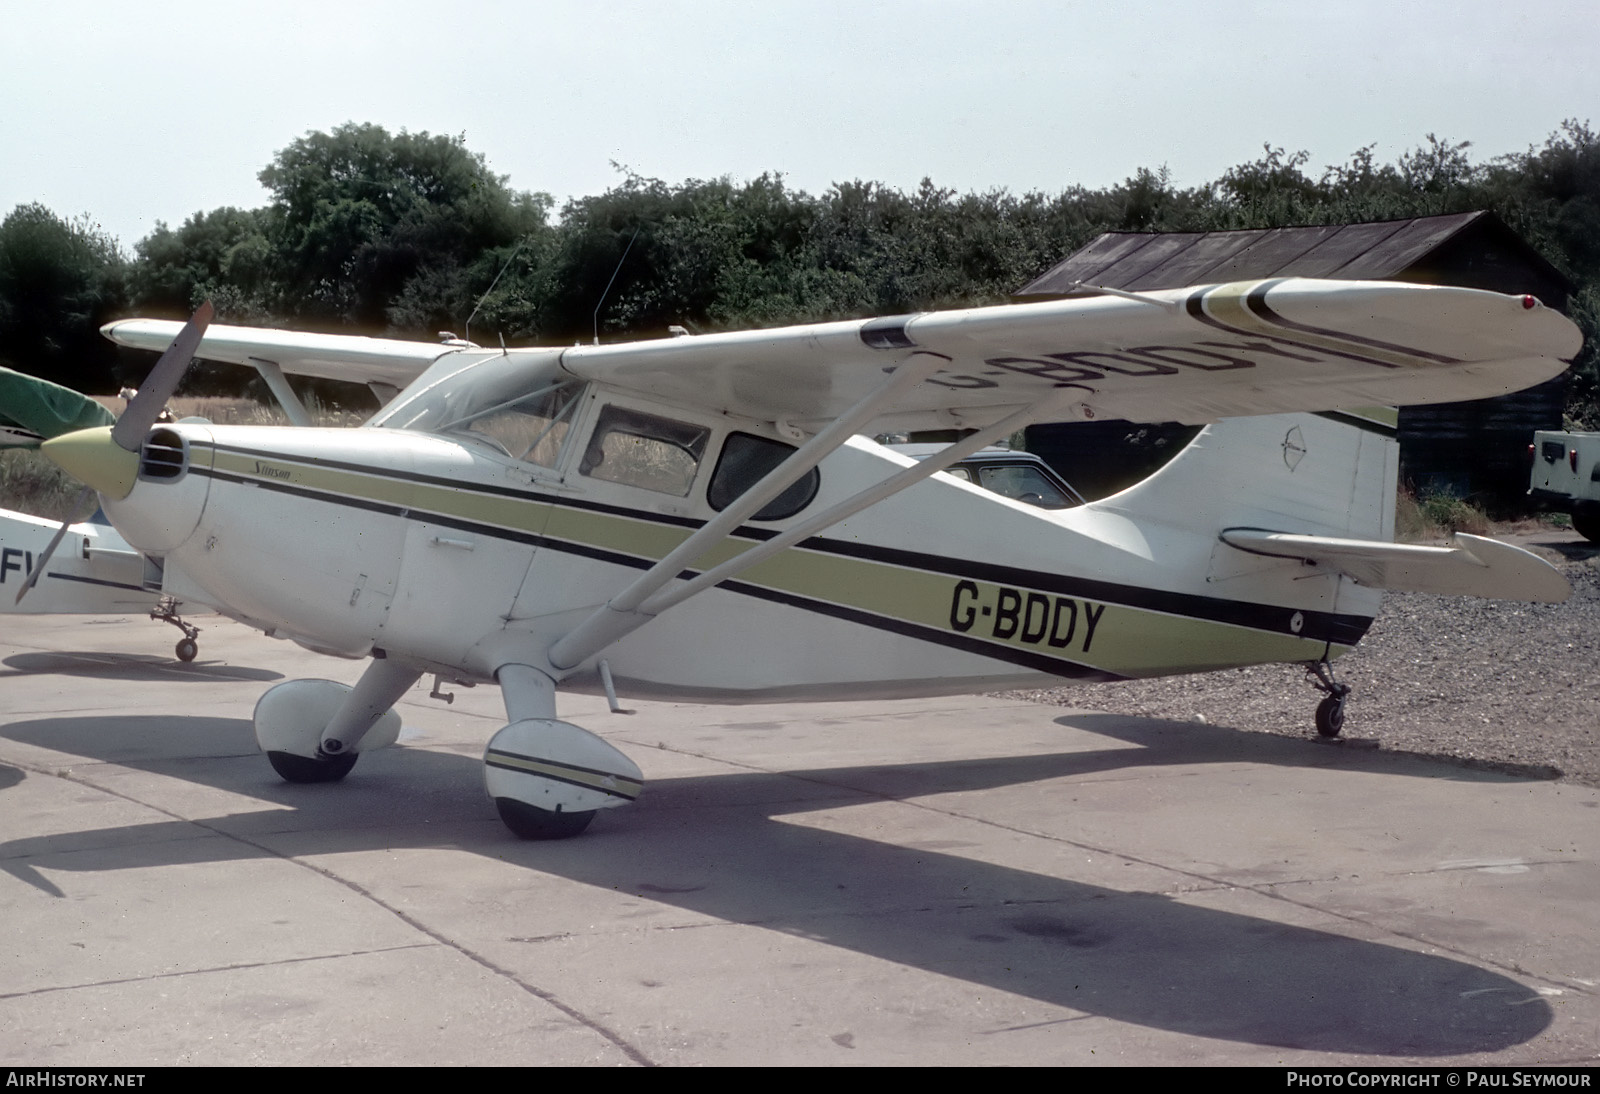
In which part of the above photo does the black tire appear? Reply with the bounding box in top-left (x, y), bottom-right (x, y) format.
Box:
top-left (175, 638), bottom-right (198, 662)
top-left (1573, 505), bottom-right (1600, 544)
top-left (268, 750), bottom-right (358, 783)
top-left (1315, 695), bottom-right (1346, 738)
top-left (495, 798), bottom-right (597, 840)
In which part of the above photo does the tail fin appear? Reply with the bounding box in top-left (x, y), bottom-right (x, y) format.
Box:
top-left (1101, 409), bottom-right (1398, 543)
top-left (1098, 409), bottom-right (1566, 606)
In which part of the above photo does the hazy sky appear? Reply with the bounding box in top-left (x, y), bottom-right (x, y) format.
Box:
top-left (2, 0), bottom-right (1595, 249)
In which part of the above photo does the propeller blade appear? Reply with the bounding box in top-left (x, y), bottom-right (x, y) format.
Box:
top-left (109, 300), bottom-right (213, 452)
top-left (13, 486), bottom-right (92, 605)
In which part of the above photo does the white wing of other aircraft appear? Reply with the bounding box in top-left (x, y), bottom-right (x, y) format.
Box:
top-left (101, 319), bottom-right (457, 392)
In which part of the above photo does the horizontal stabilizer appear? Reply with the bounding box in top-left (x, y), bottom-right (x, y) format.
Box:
top-left (1220, 529), bottom-right (1570, 603)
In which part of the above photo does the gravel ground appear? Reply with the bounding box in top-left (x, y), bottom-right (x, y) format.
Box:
top-left (1009, 531), bottom-right (1600, 788)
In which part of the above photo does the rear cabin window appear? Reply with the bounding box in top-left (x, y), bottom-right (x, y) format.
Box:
top-left (580, 405), bottom-right (709, 496)
top-left (707, 432), bottom-right (820, 521)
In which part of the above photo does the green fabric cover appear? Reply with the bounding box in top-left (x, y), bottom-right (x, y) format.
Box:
top-left (0, 366), bottom-right (116, 445)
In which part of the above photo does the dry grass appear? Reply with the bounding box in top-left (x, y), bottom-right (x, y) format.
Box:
top-left (0, 449), bottom-right (86, 521)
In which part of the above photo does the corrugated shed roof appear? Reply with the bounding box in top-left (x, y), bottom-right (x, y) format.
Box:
top-left (1018, 211), bottom-right (1519, 295)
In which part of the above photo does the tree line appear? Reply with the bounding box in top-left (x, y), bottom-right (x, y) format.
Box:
top-left (2, 120), bottom-right (1597, 417)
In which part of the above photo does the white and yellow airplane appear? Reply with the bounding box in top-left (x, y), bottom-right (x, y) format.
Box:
top-left (2, 279), bottom-right (1582, 837)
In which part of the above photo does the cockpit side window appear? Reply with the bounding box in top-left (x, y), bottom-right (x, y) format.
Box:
top-left (707, 432), bottom-right (820, 520)
top-left (580, 405), bottom-right (709, 496)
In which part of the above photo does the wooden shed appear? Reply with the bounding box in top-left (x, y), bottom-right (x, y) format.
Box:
top-left (1016, 212), bottom-right (1575, 509)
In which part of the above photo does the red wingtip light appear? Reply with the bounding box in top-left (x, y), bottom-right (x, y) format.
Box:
top-left (1523, 294), bottom-right (1538, 309)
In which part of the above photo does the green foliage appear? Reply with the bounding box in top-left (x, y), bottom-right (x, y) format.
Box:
top-left (5, 119), bottom-right (1599, 423)
top-left (0, 204), bottom-right (125, 391)
top-left (257, 122), bottom-right (554, 330)
top-left (132, 206), bottom-right (275, 322)
top-left (1396, 487), bottom-right (1492, 539)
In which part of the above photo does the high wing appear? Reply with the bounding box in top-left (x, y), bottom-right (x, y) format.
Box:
top-left (100, 319), bottom-right (455, 392)
top-left (101, 278), bottom-right (1580, 432)
top-left (558, 278), bottom-right (1581, 431)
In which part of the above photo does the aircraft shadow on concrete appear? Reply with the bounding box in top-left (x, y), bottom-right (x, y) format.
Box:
top-left (0, 710), bottom-right (1554, 1057)
top-left (1, 650), bottom-right (283, 683)
top-left (1058, 712), bottom-right (1564, 782)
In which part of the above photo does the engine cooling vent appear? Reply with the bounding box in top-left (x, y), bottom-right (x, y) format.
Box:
top-left (139, 428), bottom-right (189, 481)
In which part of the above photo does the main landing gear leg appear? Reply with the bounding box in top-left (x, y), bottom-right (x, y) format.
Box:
top-left (253, 655), bottom-right (420, 782)
top-left (485, 664), bottom-right (643, 840)
top-left (150, 596), bottom-right (201, 662)
top-left (1305, 658), bottom-right (1352, 738)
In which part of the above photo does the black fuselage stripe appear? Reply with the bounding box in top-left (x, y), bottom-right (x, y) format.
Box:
top-left (799, 535), bottom-right (1370, 645)
top-left (206, 442), bottom-right (1369, 636)
top-left (712, 576), bottom-right (1126, 680)
top-left (207, 442), bottom-right (710, 530)
top-left (45, 572), bottom-right (147, 592)
top-left (190, 457), bottom-right (1372, 649)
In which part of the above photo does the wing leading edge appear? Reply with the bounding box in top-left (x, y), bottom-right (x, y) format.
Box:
top-left (556, 278), bottom-right (1581, 431)
top-left (101, 279), bottom-right (1581, 434)
top-left (100, 320), bottom-right (456, 390)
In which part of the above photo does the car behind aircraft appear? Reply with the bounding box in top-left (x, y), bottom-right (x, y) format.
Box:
top-left (887, 444), bottom-right (1086, 509)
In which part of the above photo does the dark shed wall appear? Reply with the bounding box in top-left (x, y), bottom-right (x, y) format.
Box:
top-left (1018, 213), bottom-right (1575, 509)
top-left (1391, 218), bottom-right (1570, 505)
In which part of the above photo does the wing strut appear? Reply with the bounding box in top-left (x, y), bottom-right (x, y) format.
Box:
top-left (546, 385), bottom-right (1089, 671)
top-left (249, 358), bottom-right (312, 427)
top-left (548, 351), bottom-right (950, 670)
top-left (641, 388), bottom-right (1089, 617)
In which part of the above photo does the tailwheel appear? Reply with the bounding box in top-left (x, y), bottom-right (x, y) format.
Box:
top-left (175, 637), bottom-right (198, 662)
top-left (1315, 694), bottom-right (1347, 738)
top-left (494, 798), bottom-right (597, 840)
top-left (268, 750), bottom-right (359, 783)
top-left (1305, 658), bottom-right (1352, 738)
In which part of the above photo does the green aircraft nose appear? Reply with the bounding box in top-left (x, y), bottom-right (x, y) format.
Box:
top-left (41, 426), bottom-right (141, 500)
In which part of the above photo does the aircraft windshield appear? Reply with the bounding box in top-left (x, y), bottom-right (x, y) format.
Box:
top-left (369, 350), bottom-right (574, 445)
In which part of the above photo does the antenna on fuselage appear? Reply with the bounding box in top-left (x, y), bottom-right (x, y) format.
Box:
top-left (592, 225), bottom-right (641, 346)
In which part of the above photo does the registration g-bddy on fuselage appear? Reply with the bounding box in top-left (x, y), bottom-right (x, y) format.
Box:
top-left (14, 278), bottom-right (1583, 837)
